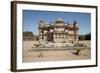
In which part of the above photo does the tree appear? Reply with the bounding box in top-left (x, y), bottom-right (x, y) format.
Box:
top-left (79, 35), bottom-right (85, 40)
top-left (85, 33), bottom-right (91, 40)
top-left (79, 33), bottom-right (91, 40)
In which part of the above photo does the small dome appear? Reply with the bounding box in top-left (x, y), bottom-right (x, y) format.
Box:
top-left (39, 19), bottom-right (45, 27)
top-left (44, 24), bottom-right (50, 27)
top-left (39, 19), bottom-right (45, 24)
top-left (39, 19), bottom-right (45, 29)
top-left (73, 20), bottom-right (78, 25)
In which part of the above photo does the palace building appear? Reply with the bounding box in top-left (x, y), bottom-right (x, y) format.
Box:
top-left (38, 18), bottom-right (79, 47)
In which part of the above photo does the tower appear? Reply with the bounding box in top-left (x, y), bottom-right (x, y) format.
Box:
top-left (73, 21), bottom-right (79, 44)
top-left (38, 20), bottom-right (45, 43)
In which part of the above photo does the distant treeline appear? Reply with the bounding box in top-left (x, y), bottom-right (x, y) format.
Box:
top-left (23, 31), bottom-right (34, 37)
top-left (23, 31), bottom-right (38, 40)
top-left (79, 33), bottom-right (91, 40)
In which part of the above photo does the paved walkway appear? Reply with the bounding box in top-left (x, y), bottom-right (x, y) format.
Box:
top-left (23, 48), bottom-right (91, 62)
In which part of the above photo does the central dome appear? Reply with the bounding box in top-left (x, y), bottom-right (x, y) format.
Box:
top-left (55, 17), bottom-right (64, 23)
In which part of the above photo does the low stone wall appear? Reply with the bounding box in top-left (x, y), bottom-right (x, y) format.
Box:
top-left (23, 40), bottom-right (91, 50)
top-left (53, 43), bottom-right (66, 47)
top-left (23, 41), bottom-right (38, 49)
top-left (79, 40), bottom-right (91, 48)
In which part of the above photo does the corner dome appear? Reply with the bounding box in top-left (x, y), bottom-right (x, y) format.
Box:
top-left (39, 19), bottom-right (45, 24)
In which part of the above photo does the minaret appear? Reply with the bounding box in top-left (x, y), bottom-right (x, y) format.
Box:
top-left (38, 19), bottom-right (45, 43)
top-left (73, 20), bottom-right (79, 44)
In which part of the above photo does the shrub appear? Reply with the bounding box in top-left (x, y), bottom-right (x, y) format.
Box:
top-left (75, 48), bottom-right (82, 55)
top-left (34, 43), bottom-right (39, 47)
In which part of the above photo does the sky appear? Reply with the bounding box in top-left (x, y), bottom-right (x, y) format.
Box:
top-left (23, 10), bottom-right (91, 35)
